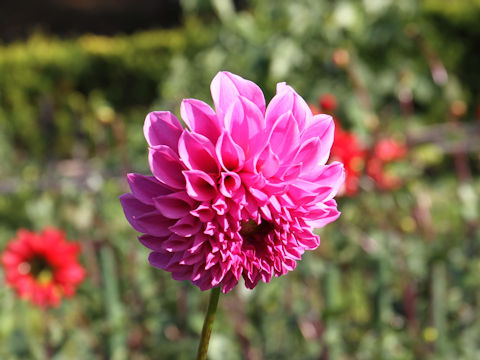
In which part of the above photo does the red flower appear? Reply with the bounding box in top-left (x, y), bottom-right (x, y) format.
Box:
top-left (310, 100), bottom-right (407, 195)
top-left (1, 228), bottom-right (85, 307)
top-left (309, 103), bottom-right (365, 196)
top-left (330, 123), bottom-right (366, 196)
top-left (318, 94), bottom-right (338, 112)
top-left (366, 139), bottom-right (407, 190)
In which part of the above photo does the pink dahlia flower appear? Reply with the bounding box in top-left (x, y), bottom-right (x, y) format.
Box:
top-left (120, 72), bottom-right (344, 293)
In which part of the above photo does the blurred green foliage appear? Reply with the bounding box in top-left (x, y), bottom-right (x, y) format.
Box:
top-left (0, 0), bottom-right (479, 359)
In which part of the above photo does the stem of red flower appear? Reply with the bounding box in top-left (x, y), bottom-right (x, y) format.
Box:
top-left (196, 287), bottom-right (221, 360)
top-left (42, 309), bottom-right (53, 359)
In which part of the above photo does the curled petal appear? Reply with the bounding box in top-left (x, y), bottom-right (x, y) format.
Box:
top-left (304, 200), bottom-right (341, 228)
top-left (307, 162), bottom-right (345, 197)
top-left (183, 170), bottom-right (217, 201)
top-left (190, 203), bottom-right (215, 222)
top-left (210, 71), bottom-right (266, 121)
top-left (138, 234), bottom-right (168, 251)
top-left (127, 173), bottom-right (171, 205)
top-left (119, 194), bottom-right (175, 236)
top-left (181, 99), bottom-right (221, 143)
top-left (219, 172), bottom-right (241, 198)
top-left (216, 131), bottom-right (245, 172)
top-left (212, 197), bottom-right (228, 215)
top-left (301, 114), bottom-right (334, 164)
top-left (265, 87), bottom-right (294, 129)
top-left (153, 191), bottom-right (197, 219)
top-left (267, 111), bottom-right (299, 160)
top-left (161, 234), bottom-right (193, 252)
top-left (148, 251), bottom-right (173, 269)
top-left (294, 135), bottom-right (335, 178)
top-left (275, 83), bottom-right (311, 130)
top-left (178, 131), bottom-right (219, 174)
top-left (254, 144), bottom-right (280, 178)
top-left (224, 96), bottom-right (265, 155)
top-left (144, 111), bottom-right (183, 150)
top-left (169, 215), bottom-right (202, 237)
top-left (149, 146), bottom-right (186, 189)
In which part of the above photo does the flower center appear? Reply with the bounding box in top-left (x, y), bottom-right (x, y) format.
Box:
top-left (239, 219), bottom-right (274, 242)
top-left (19, 256), bottom-right (53, 284)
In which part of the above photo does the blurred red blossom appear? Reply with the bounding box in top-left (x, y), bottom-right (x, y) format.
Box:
top-left (367, 139), bottom-right (408, 190)
top-left (311, 94), bottom-right (408, 196)
top-left (330, 122), bottom-right (366, 196)
top-left (1, 228), bottom-right (85, 308)
top-left (318, 94), bottom-right (338, 112)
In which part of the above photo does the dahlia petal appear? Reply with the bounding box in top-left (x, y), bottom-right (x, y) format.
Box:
top-left (171, 266), bottom-right (197, 281)
top-left (265, 87), bottom-right (294, 129)
top-left (211, 71), bottom-right (266, 121)
top-left (279, 163), bottom-right (302, 181)
top-left (244, 273), bottom-right (261, 289)
top-left (162, 234), bottom-right (193, 252)
top-left (260, 205), bottom-right (272, 221)
top-left (148, 251), bottom-right (173, 269)
top-left (243, 192), bottom-right (260, 218)
top-left (194, 273), bottom-right (215, 291)
top-left (190, 203), bottom-right (215, 222)
top-left (153, 191), bottom-right (196, 219)
top-left (268, 111), bottom-right (300, 159)
top-left (275, 83), bottom-right (311, 130)
top-left (224, 96), bottom-right (265, 154)
top-left (119, 194), bottom-right (154, 214)
top-left (255, 145), bottom-right (280, 178)
top-left (240, 172), bottom-right (266, 189)
top-left (138, 234), bottom-right (168, 251)
top-left (216, 131), bottom-right (245, 171)
top-left (181, 99), bottom-right (221, 143)
top-left (219, 172), bottom-right (241, 198)
top-left (284, 244), bottom-right (304, 260)
top-left (304, 200), bottom-right (341, 227)
top-left (212, 197), bottom-right (228, 215)
top-left (249, 188), bottom-right (269, 205)
top-left (294, 137), bottom-right (325, 176)
top-left (187, 234), bottom-right (209, 253)
top-left (288, 181), bottom-right (333, 204)
top-left (205, 252), bottom-right (219, 270)
top-left (262, 180), bottom-right (288, 195)
top-left (211, 264), bottom-right (227, 286)
top-left (302, 114), bottom-right (334, 146)
top-left (149, 146), bottom-right (186, 189)
top-left (204, 222), bottom-right (216, 236)
top-left (183, 170), bottom-right (217, 201)
top-left (220, 274), bottom-right (239, 293)
top-left (180, 250), bottom-right (205, 266)
top-left (120, 194), bottom-right (175, 236)
top-left (144, 111), bottom-right (183, 149)
top-left (178, 131), bottom-right (219, 174)
top-left (307, 162), bottom-right (345, 197)
top-left (127, 173), bottom-right (172, 205)
top-left (169, 215), bottom-right (202, 237)
top-left (134, 212), bottom-right (177, 237)
top-left (296, 233), bottom-right (320, 250)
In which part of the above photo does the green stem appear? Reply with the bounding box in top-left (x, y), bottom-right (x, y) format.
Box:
top-left (196, 287), bottom-right (221, 360)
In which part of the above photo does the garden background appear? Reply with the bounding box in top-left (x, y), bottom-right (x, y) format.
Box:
top-left (1, 0), bottom-right (480, 359)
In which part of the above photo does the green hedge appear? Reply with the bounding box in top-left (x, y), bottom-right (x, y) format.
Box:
top-left (0, 21), bottom-right (214, 160)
